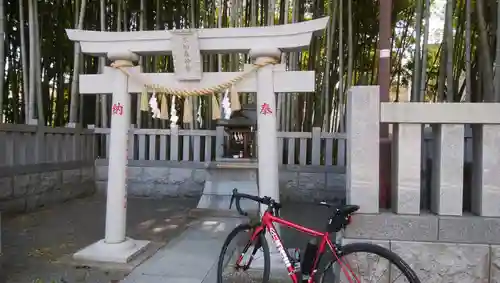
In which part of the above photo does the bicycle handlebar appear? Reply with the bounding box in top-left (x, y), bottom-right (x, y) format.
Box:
top-left (229, 188), bottom-right (280, 216)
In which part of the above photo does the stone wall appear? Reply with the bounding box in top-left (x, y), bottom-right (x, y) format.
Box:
top-left (343, 238), bottom-right (498, 283)
top-left (344, 213), bottom-right (500, 282)
top-left (95, 160), bottom-right (346, 202)
top-left (0, 162), bottom-right (95, 214)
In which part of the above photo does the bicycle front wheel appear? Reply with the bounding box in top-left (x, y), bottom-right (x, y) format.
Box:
top-left (217, 223), bottom-right (270, 283)
top-left (320, 242), bottom-right (421, 283)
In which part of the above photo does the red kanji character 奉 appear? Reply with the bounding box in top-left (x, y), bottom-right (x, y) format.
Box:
top-left (112, 103), bottom-right (123, 116)
top-left (260, 103), bottom-right (272, 115)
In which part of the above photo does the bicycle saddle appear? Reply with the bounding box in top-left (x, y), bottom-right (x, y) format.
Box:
top-left (319, 201), bottom-right (360, 217)
top-left (323, 204), bottom-right (360, 232)
top-left (318, 200), bottom-right (359, 215)
top-left (338, 204), bottom-right (360, 216)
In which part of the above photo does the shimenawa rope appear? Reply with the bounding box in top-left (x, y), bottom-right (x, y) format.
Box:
top-left (110, 58), bottom-right (278, 97)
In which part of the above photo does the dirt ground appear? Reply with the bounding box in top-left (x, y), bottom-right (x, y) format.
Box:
top-left (1, 195), bottom-right (199, 283)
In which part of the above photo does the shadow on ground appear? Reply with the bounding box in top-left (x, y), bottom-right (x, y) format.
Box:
top-left (2, 194), bottom-right (199, 283)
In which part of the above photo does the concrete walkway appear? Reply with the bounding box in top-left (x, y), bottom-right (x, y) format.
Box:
top-left (121, 202), bottom-right (328, 283)
top-left (122, 215), bottom-right (244, 283)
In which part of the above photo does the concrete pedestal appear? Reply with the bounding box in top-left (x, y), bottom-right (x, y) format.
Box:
top-left (73, 238), bottom-right (149, 264)
top-left (197, 159), bottom-right (259, 213)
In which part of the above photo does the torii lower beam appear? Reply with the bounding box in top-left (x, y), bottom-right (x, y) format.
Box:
top-left (79, 65), bottom-right (315, 95)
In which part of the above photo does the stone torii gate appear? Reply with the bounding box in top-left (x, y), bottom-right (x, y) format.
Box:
top-left (66, 17), bottom-right (329, 264)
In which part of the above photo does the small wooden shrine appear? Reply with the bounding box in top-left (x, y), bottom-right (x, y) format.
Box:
top-left (216, 104), bottom-right (257, 160)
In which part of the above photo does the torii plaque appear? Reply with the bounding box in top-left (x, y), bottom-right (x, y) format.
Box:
top-left (66, 17), bottom-right (328, 264)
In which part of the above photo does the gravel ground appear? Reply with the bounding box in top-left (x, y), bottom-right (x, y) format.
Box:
top-left (1, 194), bottom-right (199, 283)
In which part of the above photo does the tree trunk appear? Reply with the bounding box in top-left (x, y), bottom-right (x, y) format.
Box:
top-left (419, 0), bottom-right (431, 102)
top-left (33, 0), bottom-right (44, 125)
top-left (475, 0), bottom-right (494, 101)
top-left (99, 0), bottom-right (107, 127)
top-left (323, 0), bottom-right (337, 130)
top-left (411, 0), bottom-right (423, 102)
top-left (0, 0), bottom-right (5, 122)
top-left (437, 11), bottom-right (448, 102)
top-left (445, 0), bottom-right (454, 102)
top-left (346, 0), bottom-right (353, 90)
top-left (337, 0), bottom-right (344, 132)
top-left (27, 0), bottom-right (36, 123)
top-left (19, 0), bottom-right (30, 122)
top-left (69, 0), bottom-right (87, 122)
top-left (462, 0), bottom-right (472, 102)
top-left (136, 0), bottom-right (145, 128)
top-left (494, 0), bottom-right (500, 101)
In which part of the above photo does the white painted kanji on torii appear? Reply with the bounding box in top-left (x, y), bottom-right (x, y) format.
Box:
top-left (65, 17), bottom-right (329, 264)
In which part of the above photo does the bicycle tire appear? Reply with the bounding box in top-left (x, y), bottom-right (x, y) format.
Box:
top-left (216, 223), bottom-right (270, 283)
top-left (319, 242), bottom-right (421, 283)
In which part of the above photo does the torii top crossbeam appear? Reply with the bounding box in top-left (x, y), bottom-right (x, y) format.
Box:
top-left (66, 17), bottom-right (329, 56)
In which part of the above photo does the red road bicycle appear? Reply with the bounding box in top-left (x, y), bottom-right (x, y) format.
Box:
top-left (217, 189), bottom-right (421, 283)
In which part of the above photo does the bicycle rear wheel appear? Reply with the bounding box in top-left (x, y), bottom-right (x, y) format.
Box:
top-left (217, 223), bottom-right (270, 283)
top-left (319, 242), bottom-right (421, 283)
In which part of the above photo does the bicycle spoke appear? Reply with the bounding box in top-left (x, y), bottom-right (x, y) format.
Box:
top-left (332, 251), bottom-right (412, 282)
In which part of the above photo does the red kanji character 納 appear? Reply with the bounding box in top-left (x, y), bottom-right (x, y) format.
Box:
top-left (112, 103), bottom-right (123, 116)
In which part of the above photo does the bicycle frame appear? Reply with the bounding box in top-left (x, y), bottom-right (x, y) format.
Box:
top-left (249, 210), bottom-right (336, 283)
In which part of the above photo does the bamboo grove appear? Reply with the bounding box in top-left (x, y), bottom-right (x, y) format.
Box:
top-left (1, 0), bottom-right (499, 132)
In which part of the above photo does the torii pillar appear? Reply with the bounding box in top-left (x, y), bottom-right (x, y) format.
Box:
top-left (73, 51), bottom-right (150, 263)
top-left (251, 48), bottom-right (282, 213)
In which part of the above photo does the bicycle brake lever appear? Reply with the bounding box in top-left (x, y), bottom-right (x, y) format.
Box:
top-left (275, 207), bottom-right (281, 217)
top-left (229, 193), bottom-right (235, 209)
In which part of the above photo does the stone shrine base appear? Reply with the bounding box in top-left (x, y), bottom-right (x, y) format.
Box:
top-left (197, 159), bottom-right (260, 212)
top-left (94, 160), bottom-right (346, 203)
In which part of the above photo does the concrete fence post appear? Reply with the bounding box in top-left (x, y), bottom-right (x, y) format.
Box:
top-left (346, 86), bottom-right (380, 213)
top-left (215, 125), bottom-right (225, 159)
top-left (430, 124), bottom-right (464, 216)
top-left (311, 127), bottom-right (321, 165)
top-left (34, 126), bottom-right (46, 164)
top-left (472, 124), bottom-right (500, 217)
top-left (391, 123), bottom-right (421, 214)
